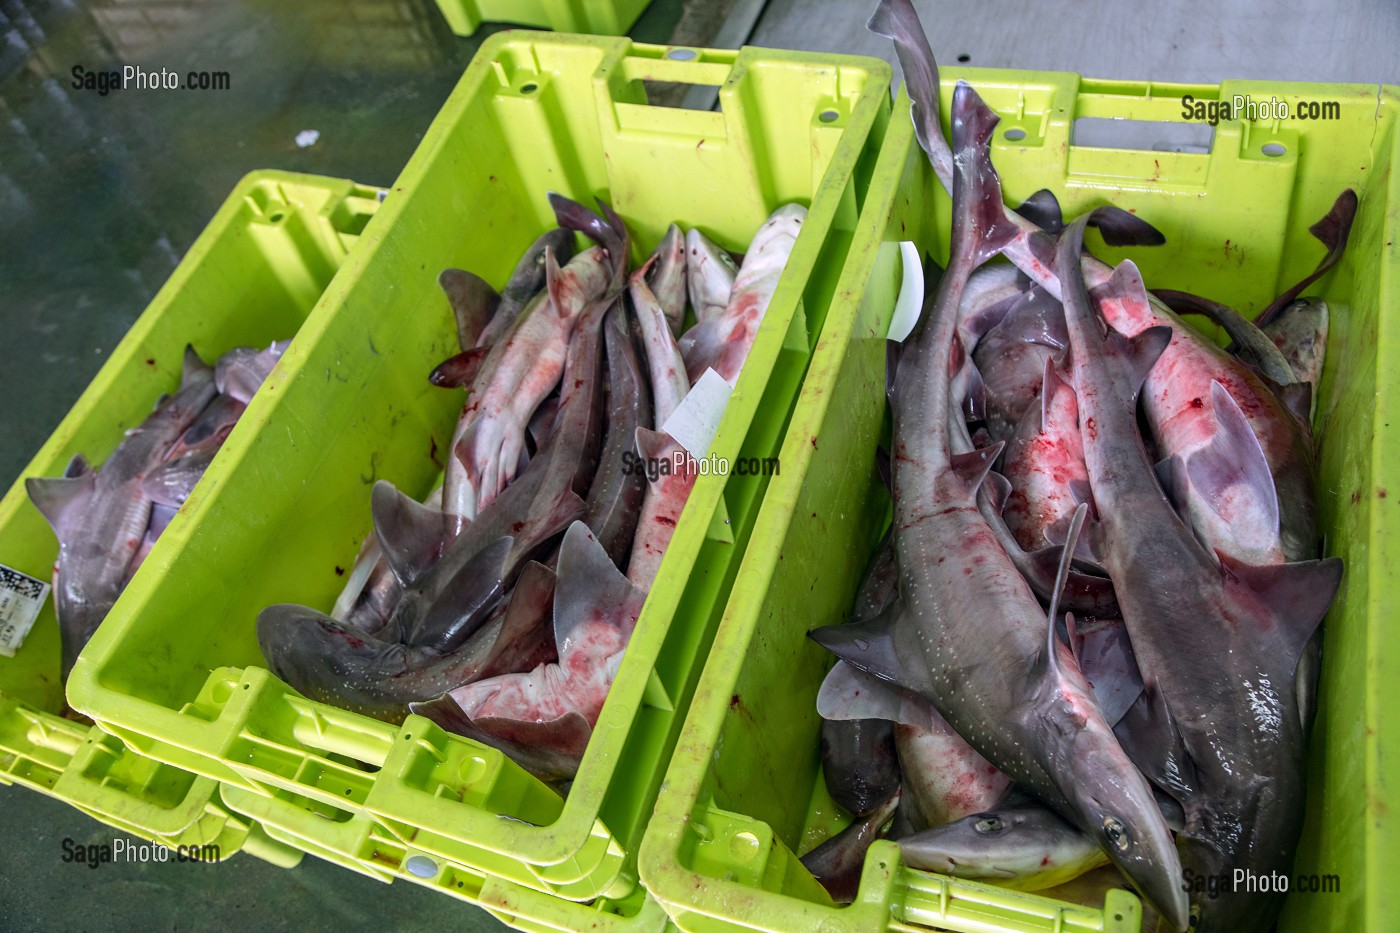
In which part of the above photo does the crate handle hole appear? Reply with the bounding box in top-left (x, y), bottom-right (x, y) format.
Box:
top-left (1262, 142), bottom-right (1287, 157)
top-left (819, 109), bottom-right (840, 124)
top-left (1004, 128), bottom-right (1026, 141)
top-left (405, 855), bottom-right (438, 878)
top-left (666, 48), bottom-right (697, 61)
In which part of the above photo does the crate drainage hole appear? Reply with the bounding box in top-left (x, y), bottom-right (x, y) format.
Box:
top-left (666, 48), bottom-right (697, 61)
top-left (819, 109), bottom-right (840, 123)
top-left (267, 211), bottom-right (286, 222)
top-left (1004, 128), bottom-right (1026, 141)
top-left (520, 82), bottom-right (538, 94)
top-left (1262, 142), bottom-right (1286, 157)
top-left (405, 855), bottom-right (438, 878)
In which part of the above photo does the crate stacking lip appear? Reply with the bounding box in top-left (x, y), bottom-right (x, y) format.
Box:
top-left (66, 30), bottom-right (893, 928)
top-left (0, 170), bottom-right (380, 860)
top-left (639, 72), bottom-right (1400, 933)
top-left (430, 0), bottom-right (653, 38)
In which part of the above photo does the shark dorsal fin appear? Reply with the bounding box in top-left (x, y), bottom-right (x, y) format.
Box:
top-left (553, 521), bottom-right (646, 657)
top-left (1216, 549), bottom-right (1343, 674)
top-left (950, 441), bottom-right (1005, 493)
top-left (414, 536), bottom-right (513, 653)
top-left (371, 481), bottom-right (452, 589)
top-left (26, 470), bottom-right (98, 540)
top-left (809, 602), bottom-right (906, 688)
top-left (437, 268), bottom-right (501, 351)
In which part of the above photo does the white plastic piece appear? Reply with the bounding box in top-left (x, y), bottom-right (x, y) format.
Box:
top-left (661, 368), bottom-right (734, 458)
top-left (886, 241), bottom-right (924, 343)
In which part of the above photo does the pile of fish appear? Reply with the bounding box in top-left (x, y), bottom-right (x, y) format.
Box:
top-left (803, 3), bottom-right (1351, 931)
top-left (28, 340), bottom-right (287, 680)
top-left (257, 193), bottom-right (804, 781)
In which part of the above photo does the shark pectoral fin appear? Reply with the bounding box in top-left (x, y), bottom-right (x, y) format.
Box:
top-left (816, 660), bottom-right (935, 731)
top-left (1015, 189), bottom-right (1063, 233)
top-left (438, 268), bottom-right (501, 351)
top-left (412, 536), bottom-right (514, 653)
top-left (1086, 206), bottom-right (1166, 248)
top-left (412, 693), bottom-right (590, 783)
top-left (1114, 685), bottom-right (1196, 800)
top-left (809, 602), bottom-right (908, 689)
top-left (1065, 614), bottom-right (1143, 727)
top-left (26, 470), bottom-right (98, 538)
top-left (950, 441), bottom-right (1006, 493)
top-left (371, 480), bottom-right (452, 589)
top-left (1216, 550), bottom-right (1343, 670)
top-left (429, 346), bottom-right (491, 389)
top-left (553, 521), bottom-right (646, 657)
top-left (1183, 382), bottom-right (1281, 546)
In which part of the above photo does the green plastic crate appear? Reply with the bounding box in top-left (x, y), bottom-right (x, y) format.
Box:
top-left (0, 170), bottom-right (381, 857)
top-left (432, 0), bottom-right (651, 38)
top-left (219, 783), bottom-right (675, 931)
top-left (67, 30), bottom-right (892, 921)
top-left (639, 73), bottom-right (1400, 933)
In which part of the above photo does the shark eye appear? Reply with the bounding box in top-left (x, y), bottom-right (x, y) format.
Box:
top-left (1103, 817), bottom-right (1131, 851)
top-left (972, 815), bottom-right (1004, 835)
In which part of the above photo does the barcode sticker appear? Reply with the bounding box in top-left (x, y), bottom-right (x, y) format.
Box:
top-left (0, 564), bottom-right (50, 657)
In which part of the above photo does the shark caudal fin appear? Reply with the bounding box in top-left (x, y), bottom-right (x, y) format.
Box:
top-left (867, 0), bottom-right (946, 173)
top-left (1256, 188), bottom-right (1358, 328)
top-left (1014, 189), bottom-right (1064, 233)
top-left (438, 268), bottom-right (501, 352)
top-left (949, 81), bottom-right (1021, 267)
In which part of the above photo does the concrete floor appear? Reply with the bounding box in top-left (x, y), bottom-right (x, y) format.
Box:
top-left (2, 0), bottom-right (1397, 930)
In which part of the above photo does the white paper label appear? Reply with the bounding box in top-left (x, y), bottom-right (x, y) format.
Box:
top-left (0, 564), bottom-right (50, 657)
top-left (661, 368), bottom-right (734, 458)
top-left (886, 241), bottom-right (925, 343)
